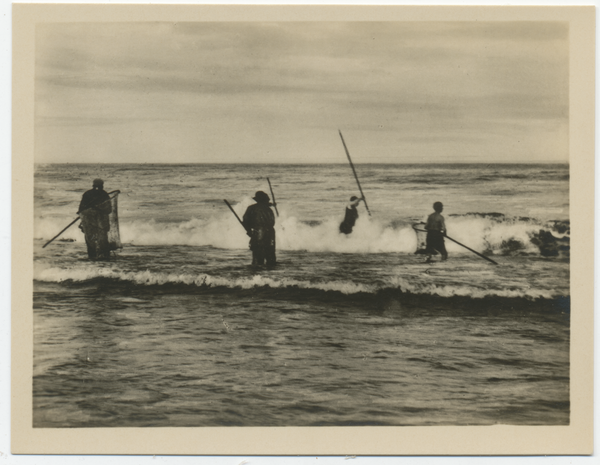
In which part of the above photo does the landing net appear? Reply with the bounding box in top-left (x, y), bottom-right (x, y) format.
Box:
top-left (412, 222), bottom-right (431, 255)
top-left (108, 190), bottom-right (122, 250)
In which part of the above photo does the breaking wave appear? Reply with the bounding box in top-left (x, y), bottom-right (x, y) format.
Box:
top-left (35, 210), bottom-right (569, 258)
top-left (34, 264), bottom-right (564, 301)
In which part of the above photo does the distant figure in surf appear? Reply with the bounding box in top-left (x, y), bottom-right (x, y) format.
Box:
top-left (78, 178), bottom-right (113, 261)
top-left (339, 196), bottom-right (363, 235)
top-left (425, 201), bottom-right (448, 263)
top-left (242, 191), bottom-right (276, 267)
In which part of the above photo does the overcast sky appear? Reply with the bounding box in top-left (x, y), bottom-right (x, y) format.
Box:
top-left (35, 21), bottom-right (569, 164)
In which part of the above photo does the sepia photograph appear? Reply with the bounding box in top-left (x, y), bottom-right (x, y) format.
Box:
top-left (12, 3), bottom-right (594, 457)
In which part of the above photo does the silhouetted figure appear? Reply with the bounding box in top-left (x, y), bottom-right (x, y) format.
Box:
top-left (339, 196), bottom-right (363, 234)
top-left (78, 178), bottom-right (112, 260)
top-left (242, 191), bottom-right (276, 267)
top-left (425, 201), bottom-right (448, 263)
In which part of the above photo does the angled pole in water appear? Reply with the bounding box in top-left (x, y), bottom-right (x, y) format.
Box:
top-left (267, 177), bottom-right (279, 217)
top-left (444, 235), bottom-right (498, 265)
top-left (42, 217), bottom-right (81, 248)
top-left (338, 130), bottom-right (371, 216)
top-left (224, 199), bottom-right (250, 234)
top-left (43, 190), bottom-right (121, 249)
top-left (412, 224), bottom-right (498, 265)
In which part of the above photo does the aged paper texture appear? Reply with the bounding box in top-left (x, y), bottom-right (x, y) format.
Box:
top-left (12, 3), bottom-right (594, 456)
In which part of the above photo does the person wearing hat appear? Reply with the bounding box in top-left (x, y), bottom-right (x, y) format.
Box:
top-left (424, 201), bottom-right (448, 263)
top-left (78, 178), bottom-right (113, 260)
top-left (242, 191), bottom-right (276, 266)
top-left (339, 195), bottom-right (363, 235)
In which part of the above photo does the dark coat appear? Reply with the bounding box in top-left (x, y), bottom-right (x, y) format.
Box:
top-left (78, 188), bottom-right (113, 260)
top-left (78, 188), bottom-right (112, 216)
top-left (339, 206), bottom-right (359, 234)
top-left (242, 202), bottom-right (275, 248)
top-left (242, 201), bottom-right (276, 266)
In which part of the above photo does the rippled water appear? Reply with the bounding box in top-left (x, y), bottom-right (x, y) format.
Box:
top-left (33, 163), bottom-right (570, 427)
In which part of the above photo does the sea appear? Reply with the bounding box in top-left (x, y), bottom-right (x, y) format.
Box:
top-left (33, 163), bottom-right (570, 427)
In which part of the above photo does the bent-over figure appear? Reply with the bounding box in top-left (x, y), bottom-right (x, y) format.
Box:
top-left (339, 196), bottom-right (363, 235)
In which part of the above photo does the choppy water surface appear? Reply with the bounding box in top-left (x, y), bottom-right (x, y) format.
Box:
top-left (33, 163), bottom-right (570, 427)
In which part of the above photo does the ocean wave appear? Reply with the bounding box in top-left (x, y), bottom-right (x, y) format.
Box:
top-left (35, 211), bottom-right (569, 257)
top-left (33, 265), bottom-right (565, 301)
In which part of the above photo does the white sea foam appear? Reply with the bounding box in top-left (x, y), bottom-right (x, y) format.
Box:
top-left (34, 209), bottom-right (560, 256)
top-left (34, 264), bottom-right (560, 299)
top-left (34, 265), bottom-right (375, 294)
top-left (386, 275), bottom-right (556, 300)
top-left (442, 216), bottom-right (543, 255)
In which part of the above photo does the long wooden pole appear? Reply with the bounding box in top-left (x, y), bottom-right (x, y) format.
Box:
top-left (412, 224), bottom-right (498, 265)
top-left (43, 190), bottom-right (121, 249)
top-left (42, 217), bottom-right (81, 248)
top-left (224, 199), bottom-right (249, 234)
top-left (338, 130), bottom-right (371, 216)
top-left (444, 235), bottom-right (498, 265)
top-left (267, 178), bottom-right (279, 217)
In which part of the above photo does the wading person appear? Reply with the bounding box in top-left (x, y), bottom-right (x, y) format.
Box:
top-left (78, 178), bottom-right (113, 260)
top-left (425, 201), bottom-right (448, 263)
top-left (242, 191), bottom-right (276, 267)
top-left (339, 196), bottom-right (363, 235)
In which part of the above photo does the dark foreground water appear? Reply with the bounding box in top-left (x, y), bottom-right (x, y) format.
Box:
top-left (33, 163), bottom-right (570, 427)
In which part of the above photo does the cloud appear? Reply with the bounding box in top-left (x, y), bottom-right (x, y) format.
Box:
top-left (35, 21), bottom-right (569, 164)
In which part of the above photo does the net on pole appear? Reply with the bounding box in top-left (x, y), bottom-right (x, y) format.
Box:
top-left (413, 222), bottom-right (435, 255)
top-left (107, 191), bottom-right (122, 251)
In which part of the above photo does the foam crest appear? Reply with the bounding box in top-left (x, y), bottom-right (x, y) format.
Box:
top-left (276, 213), bottom-right (416, 253)
top-left (35, 208), bottom-right (565, 256)
top-left (34, 263), bottom-right (558, 299)
top-left (34, 265), bottom-right (375, 295)
top-left (441, 216), bottom-right (543, 255)
top-left (386, 275), bottom-right (557, 299)
top-left (35, 217), bottom-right (84, 243)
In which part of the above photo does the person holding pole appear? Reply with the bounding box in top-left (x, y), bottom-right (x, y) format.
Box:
top-left (424, 201), bottom-right (448, 263)
top-left (339, 196), bottom-right (363, 235)
top-left (77, 178), bottom-right (113, 261)
top-left (338, 130), bottom-right (371, 217)
top-left (242, 191), bottom-right (276, 267)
